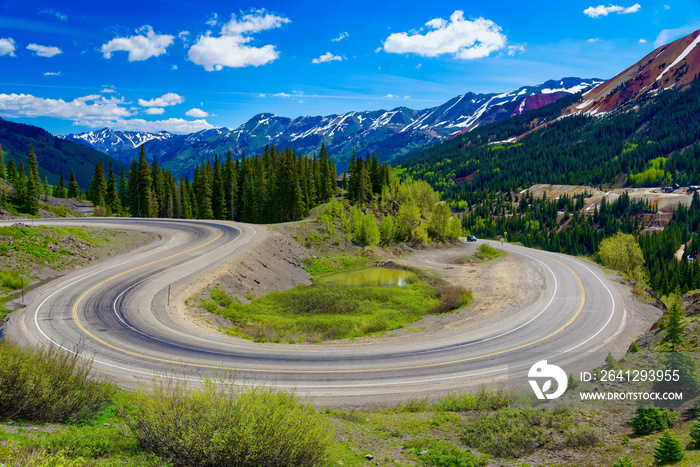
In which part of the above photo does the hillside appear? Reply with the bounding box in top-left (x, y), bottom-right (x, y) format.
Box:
top-left (59, 78), bottom-right (600, 178)
top-left (0, 118), bottom-right (127, 189)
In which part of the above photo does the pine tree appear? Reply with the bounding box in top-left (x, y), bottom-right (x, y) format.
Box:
top-left (151, 156), bottom-right (162, 217)
top-left (127, 159), bottom-right (138, 214)
top-left (25, 146), bottom-right (41, 214)
top-left (665, 294), bottom-right (686, 350)
top-left (690, 421), bottom-right (700, 448)
top-left (0, 144), bottom-right (5, 180)
top-left (179, 178), bottom-right (192, 219)
top-left (67, 171), bottom-right (79, 198)
top-left (653, 431), bottom-right (684, 464)
top-left (15, 162), bottom-right (26, 206)
top-left (223, 151), bottom-right (238, 220)
top-left (357, 161), bottom-right (372, 205)
top-left (6, 158), bottom-right (17, 184)
top-left (106, 161), bottom-right (119, 214)
top-left (318, 143), bottom-right (334, 202)
top-left (134, 147), bottom-right (153, 217)
top-left (118, 167), bottom-right (128, 210)
top-left (212, 154), bottom-right (225, 220)
top-left (370, 152), bottom-right (380, 193)
top-left (43, 175), bottom-right (50, 199)
top-left (52, 173), bottom-right (66, 198)
top-left (90, 160), bottom-right (107, 207)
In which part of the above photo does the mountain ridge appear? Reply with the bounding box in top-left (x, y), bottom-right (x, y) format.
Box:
top-left (60, 77), bottom-right (602, 177)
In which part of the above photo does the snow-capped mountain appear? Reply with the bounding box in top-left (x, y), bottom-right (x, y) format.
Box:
top-left (61, 77), bottom-right (602, 177)
top-left (571, 28), bottom-right (700, 116)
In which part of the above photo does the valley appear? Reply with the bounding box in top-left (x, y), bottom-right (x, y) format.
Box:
top-left (1, 12), bottom-right (700, 466)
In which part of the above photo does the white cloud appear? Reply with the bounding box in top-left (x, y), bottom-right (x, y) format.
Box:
top-left (27, 43), bottom-right (62, 57)
top-left (312, 52), bottom-right (343, 64)
top-left (587, 38), bottom-right (600, 43)
top-left (274, 92), bottom-right (292, 98)
top-left (332, 32), bottom-right (348, 42)
top-left (185, 108), bottom-right (209, 117)
top-left (664, 5), bottom-right (671, 10)
top-left (385, 94), bottom-right (399, 99)
top-left (0, 38), bottom-right (16, 56)
top-left (138, 92), bottom-right (184, 107)
top-left (639, 38), bottom-right (648, 43)
top-left (39, 8), bottom-right (67, 22)
top-left (416, 63), bottom-right (422, 69)
top-left (0, 92), bottom-right (213, 134)
top-left (0, 93), bottom-right (131, 121)
top-left (583, 4), bottom-right (641, 18)
top-left (188, 9), bottom-right (290, 71)
top-left (206, 13), bottom-right (220, 27)
top-left (43, 71), bottom-right (61, 76)
top-left (654, 24), bottom-right (700, 47)
top-left (100, 87), bottom-right (117, 93)
top-left (383, 10), bottom-right (507, 59)
top-left (145, 107), bottom-right (165, 115)
top-left (506, 44), bottom-right (526, 55)
top-left (171, 64), bottom-right (178, 70)
top-left (101, 25), bottom-right (174, 61)
top-left (178, 31), bottom-right (190, 46)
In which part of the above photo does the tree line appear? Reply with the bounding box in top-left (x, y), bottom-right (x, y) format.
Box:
top-left (1, 142), bottom-right (338, 224)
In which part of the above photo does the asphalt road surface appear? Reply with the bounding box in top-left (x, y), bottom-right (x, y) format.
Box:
top-left (3, 218), bottom-right (632, 408)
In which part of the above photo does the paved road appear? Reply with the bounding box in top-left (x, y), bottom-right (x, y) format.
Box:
top-left (3, 218), bottom-right (631, 407)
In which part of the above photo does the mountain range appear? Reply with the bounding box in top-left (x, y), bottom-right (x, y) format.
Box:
top-left (60, 78), bottom-right (602, 177)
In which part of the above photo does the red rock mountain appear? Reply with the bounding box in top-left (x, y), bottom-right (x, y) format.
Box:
top-left (572, 28), bottom-right (700, 116)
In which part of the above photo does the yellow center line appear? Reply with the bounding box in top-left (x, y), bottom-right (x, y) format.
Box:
top-left (72, 235), bottom-right (586, 374)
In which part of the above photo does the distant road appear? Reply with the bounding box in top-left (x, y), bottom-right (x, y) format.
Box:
top-left (4, 218), bottom-right (634, 408)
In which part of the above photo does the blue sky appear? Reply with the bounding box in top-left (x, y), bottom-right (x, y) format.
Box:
top-left (0, 0), bottom-right (699, 135)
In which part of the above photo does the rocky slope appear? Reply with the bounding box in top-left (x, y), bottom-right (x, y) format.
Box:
top-left (572, 28), bottom-right (700, 116)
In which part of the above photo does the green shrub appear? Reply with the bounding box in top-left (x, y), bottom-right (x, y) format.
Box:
top-left (690, 421), bottom-right (700, 448)
top-left (0, 339), bottom-right (115, 423)
top-left (461, 408), bottom-right (573, 458)
top-left (474, 243), bottom-right (505, 261)
top-left (613, 456), bottom-right (634, 467)
top-left (653, 431), bottom-right (685, 464)
top-left (563, 425), bottom-right (602, 448)
top-left (432, 388), bottom-right (508, 412)
top-left (0, 270), bottom-right (24, 290)
top-left (123, 375), bottom-right (333, 467)
top-left (630, 405), bottom-right (676, 436)
top-left (403, 438), bottom-right (488, 467)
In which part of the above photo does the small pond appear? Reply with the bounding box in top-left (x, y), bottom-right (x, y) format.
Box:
top-left (323, 268), bottom-right (415, 287)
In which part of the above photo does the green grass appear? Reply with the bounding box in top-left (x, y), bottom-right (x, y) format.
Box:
top-left (203, 268), bottom-right (472, 342)
top-left (302, 253), bottom-right (374, 277)
top-left (473, 243), bottom-right (506, 261)
top-left (207, 280), bottom-right (439, 341)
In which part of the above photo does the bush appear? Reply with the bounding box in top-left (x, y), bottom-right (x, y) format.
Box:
top-left (122, 375), bottom-right (333, 467)
top-left (461, 408), bottom-right (573, 458)
top-left (564, 425), bottom-right (602, 448)
top-left (690, 421), bottom-right (700, 448)
top-left (630, 405), bottom-right (676, 436)
top-left (0, 270), bottom-right (24, 290)
top-left (0, 339), bottom-right (115, 423)
top-left (404, 438), bottom-right (488, 467)
top-left (653, 431), bottom-right (685, 464)
top-left (432, 388), bottom-right (508, 412)
top-left (613, 456), bottom-right (634, 467)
